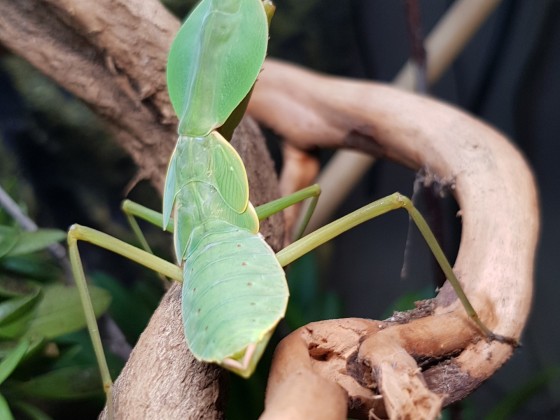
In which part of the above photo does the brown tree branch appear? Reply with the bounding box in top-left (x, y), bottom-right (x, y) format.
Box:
top-left (249, 60), bottom-right (539, 419)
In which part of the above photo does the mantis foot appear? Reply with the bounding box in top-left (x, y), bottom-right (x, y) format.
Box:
top-left (486, 331), bottom-right (520, 348)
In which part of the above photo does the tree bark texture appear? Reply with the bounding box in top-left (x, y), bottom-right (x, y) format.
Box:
top-left (0, 1), bottom-right (540, 419)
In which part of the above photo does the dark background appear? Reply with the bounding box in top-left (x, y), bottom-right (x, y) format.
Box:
top-left (1, 0), bottom-right (559, 418)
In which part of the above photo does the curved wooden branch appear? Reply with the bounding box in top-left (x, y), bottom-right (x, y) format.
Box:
top-left (249, 60), bottom-right (539, 419)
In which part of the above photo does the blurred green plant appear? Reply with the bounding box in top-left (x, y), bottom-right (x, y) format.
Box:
top-left (0, 159), bottom-right (167, 419)
top-left (0, 219), bottom-right (112, 419)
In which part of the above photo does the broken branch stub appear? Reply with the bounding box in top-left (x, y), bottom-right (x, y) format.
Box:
top-left (250, 60), bottom-right (539, 419)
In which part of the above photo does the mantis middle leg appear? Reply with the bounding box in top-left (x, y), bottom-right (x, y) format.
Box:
top-left (121, 184), bottom-right (321, 245)
top-left (122, 187), bottom-right (513, 343)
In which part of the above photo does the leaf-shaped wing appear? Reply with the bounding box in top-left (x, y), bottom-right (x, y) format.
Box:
top-left (167, 0), bottom-right (268, 136)
top-left (210, 132), bottom-right (249, 214)
top-left (182, 222), bottom-right (288, 377)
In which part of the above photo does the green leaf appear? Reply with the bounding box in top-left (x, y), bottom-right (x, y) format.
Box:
top-left (0, 337), bottom-right (43, 359)
top-left (0, 226), bottom-right (19, 259)
top-left (24, 284), bottom-right (111, 340)
top-left (11, 366), bottom-right (102, 400)
top-left (0, 340), bottom-right (29, 385)
top-left (0, 288), bottom-right (41, 325)
top-left (0, 393), bottom-right (14, 420)
top-left (92, 272), bottom-right (159, 343)
top-left (52, 332), bottom-right (125, 379)
top-left (6, 229), bottom-right (66, 257)
top-left (0, 254), bottom-right (60, 280)
top-left (0, 343), bottom-right (19, 359)
top-left (0, 310), bottom-right (34, 340)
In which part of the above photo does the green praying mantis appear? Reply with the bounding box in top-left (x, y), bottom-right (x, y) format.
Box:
top-left (66, 0), bottom-right (512, 413)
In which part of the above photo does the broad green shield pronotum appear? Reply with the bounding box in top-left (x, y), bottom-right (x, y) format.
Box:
top-left (67, 0), bottom-right (511, 415)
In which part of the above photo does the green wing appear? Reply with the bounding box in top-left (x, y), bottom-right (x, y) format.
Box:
top-left (182, 221), bottom-right (288, 377)
top-left (163, 134), bottom-right (253, 221)
top-left (210, 132), bottom-right (250, 213)
top-left (167, 0), bottom-right (268, 137)
top-left (163, 134), bottom-right (259, 259)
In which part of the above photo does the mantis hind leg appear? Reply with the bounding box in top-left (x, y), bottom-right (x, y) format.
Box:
top-left (276, 192), bottom-right (517, 346)
top-left (67, 225), bottom-right (182, 416)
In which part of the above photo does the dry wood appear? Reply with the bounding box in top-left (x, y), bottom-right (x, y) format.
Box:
top-left (250, 60), bottom-right (539, 419)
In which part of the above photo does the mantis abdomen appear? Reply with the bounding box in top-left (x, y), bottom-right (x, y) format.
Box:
top-left (183, 221), bottom-right (288, 367)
